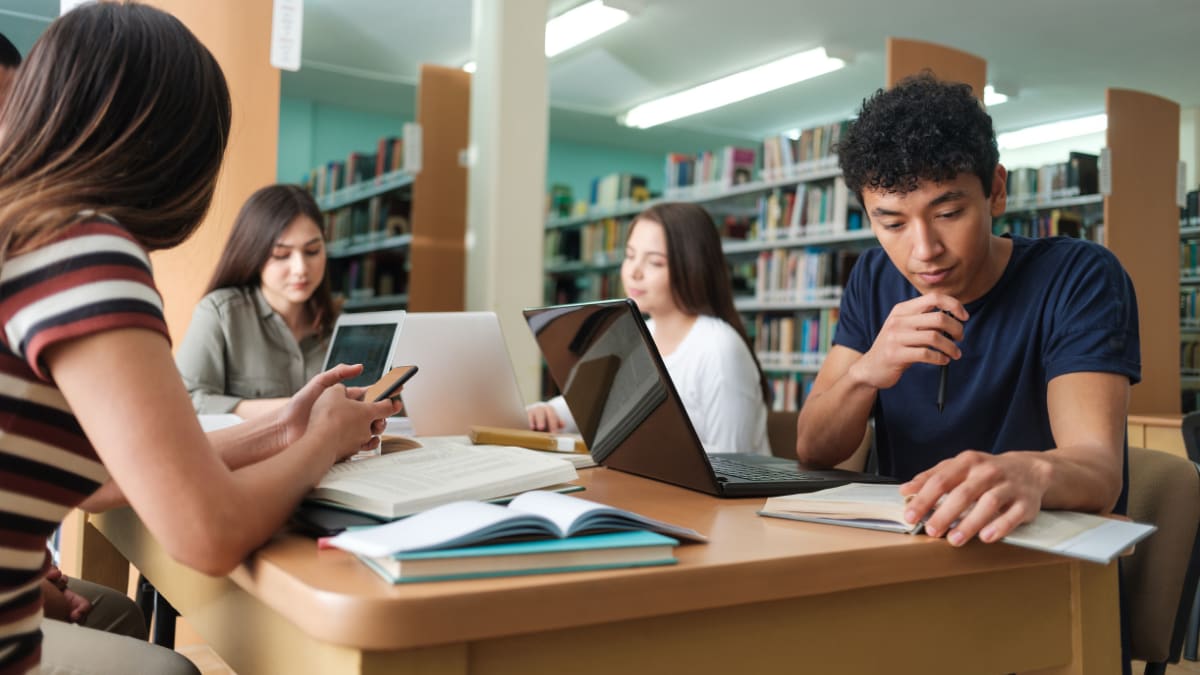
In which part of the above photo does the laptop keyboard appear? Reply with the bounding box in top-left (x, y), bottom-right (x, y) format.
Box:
top-left (709, 455), bottom-right (823, 482)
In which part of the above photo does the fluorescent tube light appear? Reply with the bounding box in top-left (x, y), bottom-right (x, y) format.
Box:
top-left (620, 47), bottom-right (846, 129)
top-left (983, 85), bottom-right (1007, 106)
top-left (545, 0), bottom-right (630, 58)
top-left (461, 0), bottom-right (630, 73)
top-left (997, 114), bottom-right (1107, 150)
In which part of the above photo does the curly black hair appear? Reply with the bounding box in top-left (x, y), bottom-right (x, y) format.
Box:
top-left (836, 72), bottom-right (998, 199)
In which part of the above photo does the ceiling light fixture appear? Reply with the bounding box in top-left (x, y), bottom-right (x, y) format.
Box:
top-left (461, 0), bottom-right (631, 73)
top-left (997, 113), bottom-right (1107, 150)
top-left (619, 47), bottom-right (846, 130)
top-left (983, 85), bottom-right (1008, 106)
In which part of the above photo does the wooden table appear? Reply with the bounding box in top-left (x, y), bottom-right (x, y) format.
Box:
top-left (88, 467), bottom-right (1121, 675)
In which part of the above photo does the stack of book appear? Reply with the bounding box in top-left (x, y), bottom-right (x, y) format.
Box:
top-left (324, 490), bottom-right (706, 583)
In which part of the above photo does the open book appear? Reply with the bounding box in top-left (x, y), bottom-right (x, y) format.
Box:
top-left (323, 489), bottom-right (707, 558)
top-left (759, 483), bottom-right (1157, 564)
top-left (308, 438), bottom-right (578, 519)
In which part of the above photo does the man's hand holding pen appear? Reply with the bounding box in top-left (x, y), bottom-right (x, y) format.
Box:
top-left (846, 292), bottom-right (967, 392)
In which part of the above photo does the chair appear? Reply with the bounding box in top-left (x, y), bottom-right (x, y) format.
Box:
top-left (767, 409), bottom-right (871, 472)
top-left (1120, 446), bottom-right (1200, 674)
top-left (135, 573), bottom-right (178, 648)
top-left (1181, 410), bottom-right (1200, 660)
top-left (766, 410), bottom-right (799, 459)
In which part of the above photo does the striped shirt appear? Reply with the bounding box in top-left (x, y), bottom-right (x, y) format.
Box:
top-left (0, 220), bottom-right (168, 673)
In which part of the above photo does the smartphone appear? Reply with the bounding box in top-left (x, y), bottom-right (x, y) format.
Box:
top-left (364, 365), bottom-right (418, 402)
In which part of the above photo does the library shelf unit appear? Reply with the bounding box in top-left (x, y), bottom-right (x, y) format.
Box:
top-left (316, 64), bottom-right (470, 315)
top-left (542, 158), bottom-right (874, 411)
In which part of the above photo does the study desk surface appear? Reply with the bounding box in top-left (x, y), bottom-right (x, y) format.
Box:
top-left (92, 469), bottom-right (1115, 661)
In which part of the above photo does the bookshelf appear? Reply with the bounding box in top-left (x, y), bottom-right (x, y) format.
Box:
top-left (542, 148), bottom-right (874, 411)
top-left (316, 64), bottom-right (470, 314)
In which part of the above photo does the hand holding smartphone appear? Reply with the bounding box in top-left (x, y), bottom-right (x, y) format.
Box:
top-left (363, 365), bottom-right (418, 402)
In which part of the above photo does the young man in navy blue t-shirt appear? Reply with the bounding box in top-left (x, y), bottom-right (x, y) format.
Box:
top-left (796, 73), bottom-right (1140, 548)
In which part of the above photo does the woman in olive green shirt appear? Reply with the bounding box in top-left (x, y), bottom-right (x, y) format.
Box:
top-left (177, 184), bottom-right (338, 416)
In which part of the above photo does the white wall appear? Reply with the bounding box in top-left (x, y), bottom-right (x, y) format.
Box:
top-left (998, 131), bottom-right (1106, 171)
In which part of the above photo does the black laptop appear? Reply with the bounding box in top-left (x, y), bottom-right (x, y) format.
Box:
top-left (523, 299), bottom-right (895, 497)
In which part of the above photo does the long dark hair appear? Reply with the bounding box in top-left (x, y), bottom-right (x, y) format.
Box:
top-left (206, 184), bottom-right (336, 337)
top-left (632, 202), bottom-right (771, 405)
top-left (0, 3), bottom-right (231, 262)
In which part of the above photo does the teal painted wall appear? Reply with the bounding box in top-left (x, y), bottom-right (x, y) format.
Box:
top-left (546, 140), bottom-right (663, 207)
top-left (277, 98), bottom-right (664, 209)
top-left (277, 97), bottom-right (412, 185)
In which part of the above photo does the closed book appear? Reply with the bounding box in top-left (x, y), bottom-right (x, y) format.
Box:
top-left (468, 426), bottom-right (586, 454)
top-left (324, 489), bottom-right (706, 559)
top-left (356, 530), bottom-right (678, 583)
top-left (759, 483), bottom-right (1157, 564)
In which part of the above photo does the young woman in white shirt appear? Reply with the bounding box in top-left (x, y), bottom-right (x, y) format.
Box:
top-left (529, 202), bottom-right (771, 456)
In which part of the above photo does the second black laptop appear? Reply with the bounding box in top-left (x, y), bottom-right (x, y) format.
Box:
top-left (523, 298), bottom-right (895, 497)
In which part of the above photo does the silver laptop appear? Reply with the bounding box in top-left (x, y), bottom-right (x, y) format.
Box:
top-left (393, 312), bottom-right (529, 435)
top-left (323, 310), bottom-right (406, 388)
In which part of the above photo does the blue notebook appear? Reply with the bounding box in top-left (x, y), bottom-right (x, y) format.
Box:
top-left (355, 530), bottom-right (678, 583)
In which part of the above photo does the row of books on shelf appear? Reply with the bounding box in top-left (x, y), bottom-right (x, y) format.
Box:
top-left (751, 309), bottom-right (839, 369)
top-left (751, 248), bottom-right (859, 302)
top-left (332, 252), bottom-right (405, 302)
top-left (1182, 290), bottom-right (1200, 322)
top-left (1182, 338), bottom-right (1200, 372)
top-left (1183, 189), bottom-right (1200, 228)
top-left (324, 196), bottom-right (411, 245)
top-left (544, 217), bottom-right (629, 268)
top-left (545, 270), bottom-right (621, 305)
top-left (767, 372), bottom-right (816, 413)
top-left (993, 209), bottom-right (1103, 242)
top-left (1006, 152), bottom-right (1099, 206)
top-left (664, 146), bottom-right (757, 193)
top-left (1181, 240), bottom-right (1200, 275)
top-left (307, 123), bottom-right (422, 199)
top-left (761, 121), bottom-right (848, 181)
top-left (755, 179), bottom-right (857, 240)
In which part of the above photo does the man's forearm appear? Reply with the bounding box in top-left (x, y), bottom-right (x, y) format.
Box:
top-left (1030, 444), bottom-right (1124, 513)
top-left (795, 374), bottom-right (878, 467)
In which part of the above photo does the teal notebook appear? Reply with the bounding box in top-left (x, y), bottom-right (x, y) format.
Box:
top-left (356, 530), bottom-right (679, 583)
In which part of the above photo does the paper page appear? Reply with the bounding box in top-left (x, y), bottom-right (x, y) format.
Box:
top-left (1003, 511), bottom-right (1156, 564)
top-left (508, 490), bottom-right (707, 542)
top-left (765, 483), bottom-right (907, 516)
top-left (313, 442), bottom-right (577, 517)
top-left (325, 501), bottom-right (552, 558)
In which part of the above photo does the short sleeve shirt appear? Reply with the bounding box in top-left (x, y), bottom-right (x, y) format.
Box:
top-left (0, 220), bottom-right (170, 672)
top-left (835, 235), bottom-right (1140, 491)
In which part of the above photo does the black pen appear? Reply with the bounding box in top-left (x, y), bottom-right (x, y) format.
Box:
top-left (937, 362), bottom-right (948, 413)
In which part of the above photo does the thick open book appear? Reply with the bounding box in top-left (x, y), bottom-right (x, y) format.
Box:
top-left (307, 438), bottom-right (578, 519)
top-left (324, 489), bottom-right (707, 558)
top-left (759, 483), bottom-right (1157, 564)
top-left (353, 530), bottom-right (679, 583)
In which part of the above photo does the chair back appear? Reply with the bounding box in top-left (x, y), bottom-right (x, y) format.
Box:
top-left (1121, 446), bottom-right (1200, 666)
top-left (1182, 411), bottom-right (1200, 464)
top-left (766, 410), bottom-right (799, 459)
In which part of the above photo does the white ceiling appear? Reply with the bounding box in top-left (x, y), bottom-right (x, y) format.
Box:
top-left (5, 0), bottom-right (1200, 155)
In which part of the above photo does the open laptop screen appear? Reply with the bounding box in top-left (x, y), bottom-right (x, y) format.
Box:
top-left (524, 299), bottom-right (721, 494)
